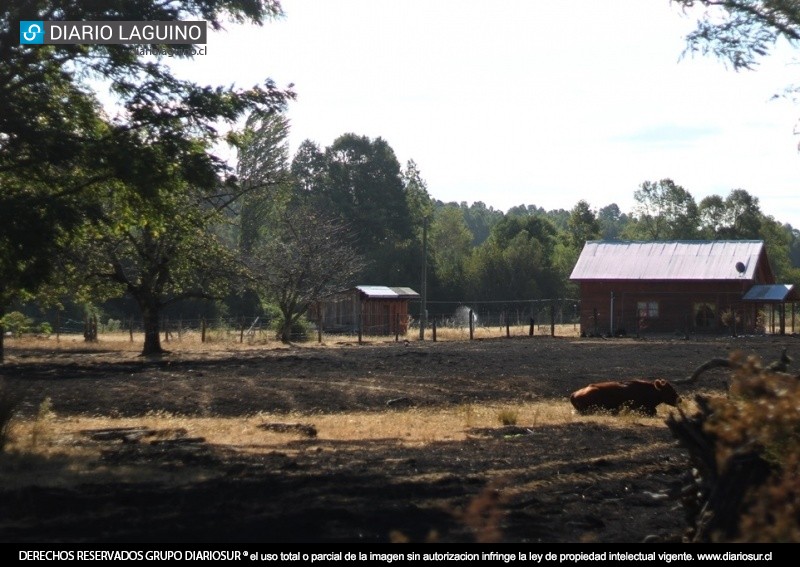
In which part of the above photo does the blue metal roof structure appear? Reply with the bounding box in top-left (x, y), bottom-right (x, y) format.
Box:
top-left (742, 284), bottom-right (798, 302)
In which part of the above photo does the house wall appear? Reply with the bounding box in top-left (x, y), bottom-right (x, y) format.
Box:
top-left (317, 292), bottom-right (411, 335)
top-left (360, 299), bottom-right (410, 335)
top-left (578, 280), bottom-right (760, 335)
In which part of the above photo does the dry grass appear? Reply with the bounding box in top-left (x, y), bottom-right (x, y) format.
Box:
top-left (18, 322), bottom-right (581, 353)
top-left (0, 396), bottom-right (678, 490)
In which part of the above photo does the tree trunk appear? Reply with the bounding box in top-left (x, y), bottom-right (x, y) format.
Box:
top-left (140, 301), bottom-right (165, 356)
top-left (279, 318), bottom-right (292, 343)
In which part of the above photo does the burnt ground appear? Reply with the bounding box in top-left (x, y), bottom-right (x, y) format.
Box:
top-left (1, 333), bottom-right (797, 544)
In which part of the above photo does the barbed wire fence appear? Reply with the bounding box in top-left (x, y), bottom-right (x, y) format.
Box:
top-left (6, 298), bottom-right (582, 345)
top-left (10, 296), bottom-right (794, 345)
top-left (409, 298), bottom-right (581, 339)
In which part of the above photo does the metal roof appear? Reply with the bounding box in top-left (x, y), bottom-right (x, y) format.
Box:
top-left (569, 240), bottom-right (766, 281)
top-left (355, 285), bottom-right (420, 299)
top-left (742, 284), bottom-right (797, 302)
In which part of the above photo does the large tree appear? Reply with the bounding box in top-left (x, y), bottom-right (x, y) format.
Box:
top-left (235, 111), bottom-right (292, 255)
top-left (76, 176), bottom-right (246, 355)
top-left (674, 0), bottom-right (800, 70)
top-left (699, 188), bottom-right (763, 238)
top-left (465, 214), bottom-right (561, 301)
top-left (624, 178), bottom-right (700, 240)
top-left (429, 206), bottom-right (472, 299)
top-left (0, 1), bottom-right (294, 359)
top-left (290, 133), bottom-right (415, 284)
top-left (247, 205), bottom-right (364, 343)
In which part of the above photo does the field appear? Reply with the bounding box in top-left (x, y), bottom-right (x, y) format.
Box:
top-left (0, 330), bottom-right (796, 543)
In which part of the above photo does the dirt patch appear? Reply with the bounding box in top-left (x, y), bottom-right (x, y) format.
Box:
top-left (0, 334), bottom-right (796, 543)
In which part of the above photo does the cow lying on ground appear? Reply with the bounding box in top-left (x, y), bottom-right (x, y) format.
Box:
top-left (569, 379), bottom-right (681, 416)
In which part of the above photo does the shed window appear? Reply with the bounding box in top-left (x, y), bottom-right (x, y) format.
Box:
top-left (637, 301), bottom-right (659, 319)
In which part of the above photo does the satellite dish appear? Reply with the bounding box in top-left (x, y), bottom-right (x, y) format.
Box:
top-left (735, 261), bottom-right (746, 274)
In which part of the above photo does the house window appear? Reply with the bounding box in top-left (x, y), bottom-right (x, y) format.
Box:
top-left (637, 301), bottom-right (659, 319)
top-left (694, 303), bottom-right (716, 328)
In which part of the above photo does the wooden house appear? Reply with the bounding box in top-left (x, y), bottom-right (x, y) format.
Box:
top-left (314, 286), bottom-right (420, 336)
top-left (569, 240), bottom-right (798, 336)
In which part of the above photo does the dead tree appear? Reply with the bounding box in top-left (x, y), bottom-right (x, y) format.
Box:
top-left (673, 348), bottom-right (796, 386)
top-left (666, 400), bottom-right (771, 542)
top-left (667, 348), bottom-right (797, 542)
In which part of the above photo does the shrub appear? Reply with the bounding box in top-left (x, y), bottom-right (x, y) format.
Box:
top-left (668, 352), bottom-right (800, 542)
top-left (496, 408), bottom-right (519, 426)
top-left (102, 318), bottom-right (122, 333)
top-left (1, 311), bottom-right (33, 337)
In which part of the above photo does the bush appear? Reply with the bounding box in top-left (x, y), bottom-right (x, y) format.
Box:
top-left (0, 311), bottom-right (33, 337)
top-left (668, 352), bottom-right (800, 542)
top-left (271, 315), bottom-right (311, 342)
top-left (101, 318), bottom-right (122, 333)
top-left (496, 409), bottom-right (519, 426)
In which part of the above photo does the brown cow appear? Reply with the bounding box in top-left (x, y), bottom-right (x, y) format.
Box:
top-left (569, 379), bottom-right (681, 416)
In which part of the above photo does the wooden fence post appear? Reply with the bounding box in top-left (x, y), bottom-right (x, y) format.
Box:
top-left (505, 312), bottom-right (510, 338)
top-left (469, 309), bottom-right (474, 340)
top-left (432, 319), bottom-right (437, 342)
top-left (201, 318), bottom-right (206, 343)
top-left (550, 300), bottom-right (556, 337)
top-left (395, 312), bottom-right (400, 342)
top-left (55, 310), bottom-right (61, 342)
top-left (240, 317), bottom-right (245, 343)
top-left (164, 317), bottom-right (170, 343)
top-left (129, 317), bottom-right (134, 342)
top-left (529, 317), bottom-right (534, 337)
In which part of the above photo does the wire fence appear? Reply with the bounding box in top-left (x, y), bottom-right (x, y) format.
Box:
top-left (6, 294), bottom-right (796, 346)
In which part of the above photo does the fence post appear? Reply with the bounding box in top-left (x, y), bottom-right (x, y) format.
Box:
top-left (550, 300), bottom-right (556, 337)
top-left (529, 317), bottom-right (534, 337)
top-left (395, 312), bottom-right (400, 342)
top-left (358, 310), bottom-right (363, 345)
top-left (56, 310), bottom-right (61, 342)
top-left (164, 317), bottom-right (170, 343)
top-left (317, 302), bottom-right (323, 344)
top-left (129, 317), bottom-right (134, 342)
top-left (505, 312), bottom-right (510, 338)
top-left (432, 319), bottom-right (437, 342)
top-left (469, 309), bottom-right (474, 340)
top-left (240, 317), bottom-right (245, 343)
top-left (201, 318), bottom-right (206, 343)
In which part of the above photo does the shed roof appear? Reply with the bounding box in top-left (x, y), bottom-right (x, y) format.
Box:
top-left (570, 240), bottom-right (767, 281)
top-left (742, 284), bottom-right (798, 302)
top-left (355, 285), bottom-right (420, 299)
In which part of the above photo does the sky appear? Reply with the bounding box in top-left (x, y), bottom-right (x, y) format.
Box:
top-left (166, 0), bottom-right (800, 228)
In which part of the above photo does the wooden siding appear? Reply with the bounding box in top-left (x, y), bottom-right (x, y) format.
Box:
top-left (316, 291), bottom-right (411, 335)
top-left (579, 280), bottom-right (761, 335)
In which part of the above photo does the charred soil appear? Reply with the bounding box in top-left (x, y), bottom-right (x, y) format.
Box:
top-left (1, 333), bottom-right (796, 543)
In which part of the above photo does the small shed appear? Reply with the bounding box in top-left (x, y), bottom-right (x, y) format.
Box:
top-left (315, 285), bottom-right (420, 336)
top-left (569, 240), bottom-right (797, 336)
